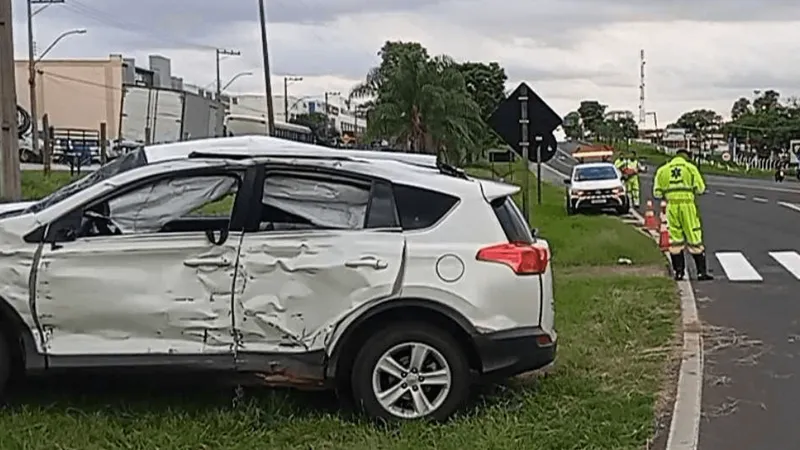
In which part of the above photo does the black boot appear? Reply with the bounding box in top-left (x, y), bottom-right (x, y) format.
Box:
top-left (692, 252), bottom-right (714, 281)
top-left (670, 253), bottom-right (686, 280)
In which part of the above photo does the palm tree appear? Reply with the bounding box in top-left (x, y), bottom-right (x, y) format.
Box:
top-left (357, 52), bottom-right (484, 162)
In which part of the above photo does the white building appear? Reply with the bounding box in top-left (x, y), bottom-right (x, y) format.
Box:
top-left (225, 93), bottom-right (367, 138)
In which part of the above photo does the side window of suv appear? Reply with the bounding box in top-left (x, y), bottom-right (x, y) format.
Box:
top-left (259, 172), bottom-right (373, 231)
top-left (393, 184), bottom-right (459, 230)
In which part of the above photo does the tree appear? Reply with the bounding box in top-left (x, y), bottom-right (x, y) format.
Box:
top-left (577, 101), bottom-right (606, 137)
top-left (672, 109), bottom-right (722, 134)
top-left (455, 61), bottom-right (508, 151)
top-left (349, 41), bottom-right (429, 100)
top-left (353, 42), bottom-right (486, 162)
top-left (753, 89), bottom-right (780, 112)
top-left (731, 97), bottom-right (751, 120)
top-left (456, 62), bottom-right (507, 120)
top-left (562, 111), bottom-right (582, 140)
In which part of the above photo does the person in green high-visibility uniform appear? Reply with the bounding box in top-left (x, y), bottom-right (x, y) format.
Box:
top-left (653, 148), bottom-right (713, 281)
top-left (614, 151), bottom-right (641, 208)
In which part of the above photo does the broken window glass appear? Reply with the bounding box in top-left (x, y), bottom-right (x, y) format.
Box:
top-left (261, 174), bottom-right (370, 230)
top-left (107, 175), bottom-right (239, 234)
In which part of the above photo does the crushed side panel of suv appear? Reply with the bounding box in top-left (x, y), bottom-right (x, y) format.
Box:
top-left (0, 138), bottom-right (556, 421)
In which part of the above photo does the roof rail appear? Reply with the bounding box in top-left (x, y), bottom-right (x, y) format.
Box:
top-left (436, 161), bottom-right (468, 179)
top-left (187, 151), bottom-right (354, 161)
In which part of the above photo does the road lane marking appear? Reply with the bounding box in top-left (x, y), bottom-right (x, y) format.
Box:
top-left (733, 194), bottom-right (746, 199)
top-left (778, 201), bottom-right (800, 213)
top-left (769, 251), bottom-right (800, 280)
top-left (714, 191), bottom-right (725, 196)
top-left (715, 252), bottom-right (763, 281)
top-left (752, 197), bottom-right (768, 203)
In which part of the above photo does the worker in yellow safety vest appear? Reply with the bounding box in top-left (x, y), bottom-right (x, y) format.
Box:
top-left (653, 148), bottom-right (713, 281)
top-left (614, 151), bottom-right (641, 208)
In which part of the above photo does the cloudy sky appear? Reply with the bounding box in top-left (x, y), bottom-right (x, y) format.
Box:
top-left (11, 0), bottom-right (800, 125)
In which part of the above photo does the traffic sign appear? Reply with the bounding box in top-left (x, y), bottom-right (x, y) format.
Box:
top-left (791, 140), bottom-right (800, 154)
top-left (487, 82), bottom-right (562, 163)
top-left (721, 151), bottom-right (731, 162)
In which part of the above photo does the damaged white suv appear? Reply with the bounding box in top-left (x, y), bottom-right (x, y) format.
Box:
top-left (0, 136), bottom-right (556, 421)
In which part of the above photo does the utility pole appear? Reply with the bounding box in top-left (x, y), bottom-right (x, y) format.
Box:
top-left (215, 48), bottom-right (240, 99)
top-left (0, 0), bottom-right (21, 200)
top-left (258, 0), bottom-right (275, 136)
top-left (26, 0), bottom-right (64, 171)
top-left (638, 49), bottom-right (646, 127)
top-left (283, 76), bottom-right (302, 123)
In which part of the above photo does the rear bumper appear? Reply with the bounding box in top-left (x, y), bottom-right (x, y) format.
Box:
top-left (474, 326), bottom-right (557, 380)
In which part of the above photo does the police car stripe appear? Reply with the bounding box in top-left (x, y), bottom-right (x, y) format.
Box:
top-left (769, 252), bottom-right (800, 280)
top-left (715, 252), bottom-right (763, 281)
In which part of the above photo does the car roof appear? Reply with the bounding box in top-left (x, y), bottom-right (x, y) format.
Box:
top-left (138, 136), bottom-right (519, 200)
top-left (143, 136), bottom-right (439, 168)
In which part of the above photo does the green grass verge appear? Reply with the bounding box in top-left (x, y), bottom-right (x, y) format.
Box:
top-left (465, 164), bottom-right (664, 267)
top-left (0, 273), bottom-right (677, 450)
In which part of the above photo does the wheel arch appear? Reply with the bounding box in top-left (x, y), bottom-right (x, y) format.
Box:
top-left (325, 298), bottom-right (482, 382)
top-left (0, 295), bottom-right (46, 373)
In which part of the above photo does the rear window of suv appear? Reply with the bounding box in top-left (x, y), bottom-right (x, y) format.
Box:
top-left (394, 184), bottom-right (459, 230)
top-left (491, 196), bottom-right (533, 243)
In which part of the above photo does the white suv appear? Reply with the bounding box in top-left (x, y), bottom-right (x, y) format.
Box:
top-left (0, 136), bottom-right (556, 421)
top-left (564, 162), bottom-right (629, 215)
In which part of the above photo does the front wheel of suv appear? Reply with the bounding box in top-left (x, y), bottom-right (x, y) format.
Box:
top-left (0, 332), bottom-right (9, 400)
top-left (350, 323), bottom-right (471, 422)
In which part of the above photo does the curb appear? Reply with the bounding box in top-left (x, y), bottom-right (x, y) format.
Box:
top-left (630, 207), bottom-right (702, 450)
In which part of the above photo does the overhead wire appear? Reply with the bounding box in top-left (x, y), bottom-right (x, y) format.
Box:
top-left (62, 0), bottom-right (217, 51)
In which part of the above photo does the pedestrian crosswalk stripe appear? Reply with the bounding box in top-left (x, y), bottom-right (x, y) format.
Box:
top-left (715, 252), bottom-right (763, 281)
top-left (769, 252), bottom-right (800, 280)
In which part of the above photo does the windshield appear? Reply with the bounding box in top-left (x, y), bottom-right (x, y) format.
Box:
top-left (24, 148), bottom-right (148, 214)
top-left (574, 166), bottom-right (618, 182)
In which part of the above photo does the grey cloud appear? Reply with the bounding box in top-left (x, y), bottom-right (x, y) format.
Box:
top-left (45, 0), bottom-right (800, 51)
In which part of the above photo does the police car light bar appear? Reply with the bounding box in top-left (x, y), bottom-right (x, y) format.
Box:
top-left (573, 151), bottom-right (614, 158)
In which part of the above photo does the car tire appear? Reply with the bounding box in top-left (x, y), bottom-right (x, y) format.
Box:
top-left (19, 149), bottom-right (37, 163)
top-left (566, 199), bottom-right (576, 215)
top-left (0, 332), bottom-right (10, 400)
top-left (350, 323), bottom-right (471, 422)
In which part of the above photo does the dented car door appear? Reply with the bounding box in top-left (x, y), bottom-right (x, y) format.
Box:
top-left (33, 172), bottom-right (245, 358)
top-left (232, 168), bottom-right (407, 353)
top-left (234, 230), bottom-right (405, 352)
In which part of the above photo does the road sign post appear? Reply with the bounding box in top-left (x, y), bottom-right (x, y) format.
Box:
top-left (518, 85), bottom-right (530, 216)
top-left (535, 135), bottom-right (543, 205)
top-left (488, 82), bottom-right (562, 219)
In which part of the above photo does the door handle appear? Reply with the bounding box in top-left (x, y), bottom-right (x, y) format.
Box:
top-left (183, 257), bottom-right (231, 268)
top-left (345, 257), bottom-right (388, 270)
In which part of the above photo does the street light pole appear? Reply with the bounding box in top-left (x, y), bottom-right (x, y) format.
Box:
top-left (26, 0), bottom-right (66, 171)
top-left (221, 71), bottom-right (252, 92)
top-left (283, 76), bottom-right (302, 122)
top-left (215, 48), bottom-right (240, 99)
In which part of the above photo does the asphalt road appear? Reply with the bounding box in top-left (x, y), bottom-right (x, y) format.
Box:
top-left (550, 147), bottom-right (800, 448)
top-left (637, 171), bottom-right (800, 450)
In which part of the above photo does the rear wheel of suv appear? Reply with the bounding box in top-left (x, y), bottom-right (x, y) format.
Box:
top-left (350, 323), bottom-right (471, 422)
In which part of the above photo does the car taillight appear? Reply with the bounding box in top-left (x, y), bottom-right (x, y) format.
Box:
top-left (476, 242), bottom-right (549, 274)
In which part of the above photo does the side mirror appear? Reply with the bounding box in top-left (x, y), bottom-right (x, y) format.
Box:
top-left (531, 228), bottom-right (539, 238)
top-left (563, 178), bottom-right (571, 185)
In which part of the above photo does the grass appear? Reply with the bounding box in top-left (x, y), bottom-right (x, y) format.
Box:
top-left (6, 167), bottom-right (678, 449)
top-left (0, 274), bottom-right (677, 450)
top-left (465, 163), bottom-right (665, 267)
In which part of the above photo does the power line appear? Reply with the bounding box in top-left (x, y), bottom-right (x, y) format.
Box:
top-left (63, 0), bottom-right (216, 50)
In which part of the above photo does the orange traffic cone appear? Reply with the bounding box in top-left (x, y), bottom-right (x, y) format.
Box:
top-left (658, 201), bottom-right (669, 251)
top-left (643, 200), bottom-right (658, 230)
